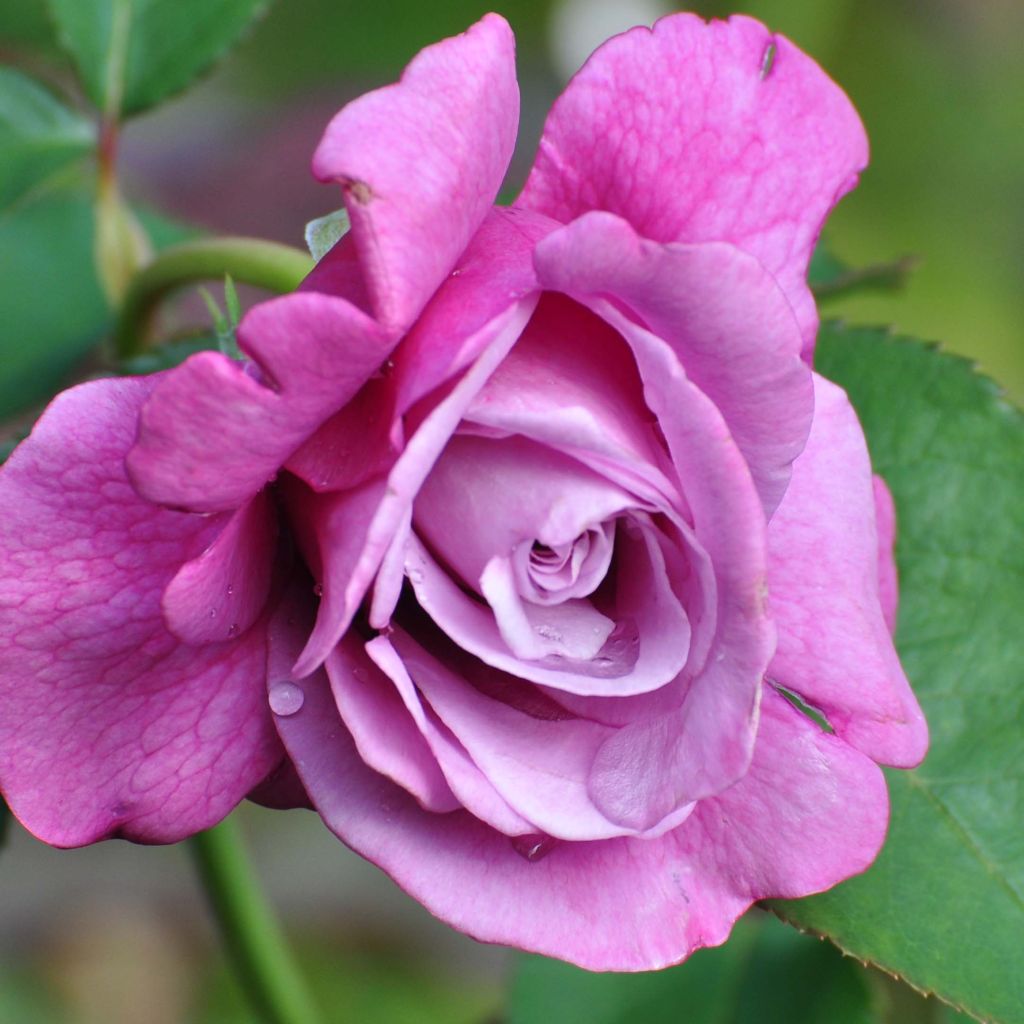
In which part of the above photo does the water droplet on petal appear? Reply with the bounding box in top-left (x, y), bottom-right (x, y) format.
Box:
top-left (312, 582), bottom-right (324, 597)
top-left (534, 624), bottom-right (563, 643)
top-left (511, 833), bottom-right (558, 862)
top-left (227, 623), bottom-right (239, 638)
top-left (208, 608), bottom-right (217, 620)
top-left (269, 681), bottom-right (305, 717)
top-left (226, 584), bottom-right (234, 597)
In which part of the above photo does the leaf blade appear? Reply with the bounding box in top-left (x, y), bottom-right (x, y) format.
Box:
top-left (508, 913), bottom-right (876, 1024)
top-left (770, 324), bottom-right (1024, 1024)
top-left (46, 0), bottom-right (271, 118)
top-left (0, 67), bottom-right (94, 211)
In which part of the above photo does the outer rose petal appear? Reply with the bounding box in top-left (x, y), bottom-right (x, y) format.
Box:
top-left (248, 759), bottom-right (312, 811)
top-left (128, 293), bottom-right (391, 513)
top-left (0, 378), bottom-right (281, 845)
top-left (873, 475), bottom-right (899, 633)
top-left (767, 374), bottom-right (928, 767)
top-left (274, 650), bottom-right (887, 970)
top-left (389, 207), bottom-right (557, 418)
top-left (162, 489), bottom-right (276, 645)
top-left (518, 13), bottom-right (868, 354)
top-left (312, 14), bottom-right (519, 333)
top-left (286, 207), bottom-right (558, 498)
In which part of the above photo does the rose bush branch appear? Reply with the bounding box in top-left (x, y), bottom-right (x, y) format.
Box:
top-left (189, 816), bottom-right (325, 1024)
top-left (113, 237), bottom-right (313, 358)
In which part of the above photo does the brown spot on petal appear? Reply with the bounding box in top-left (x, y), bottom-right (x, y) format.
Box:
top-left (343, 178), bottom-right (374, 204)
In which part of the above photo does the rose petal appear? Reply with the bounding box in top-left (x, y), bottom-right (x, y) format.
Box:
top-left (414, 433), bottom-right (637, 597)
top-left (480, 557), bottom-right (615, 662)
top-left (0, 378), bottom-right (280, 845)
top-left (873, 475), bottom-right (899, 633)
top-left (766, 374), bottom-right (928, 767)
top-left (325, 635), bottom-right (460, 813)
top-left (128, 293), bottom-right (391, 513)
top-left (284, 377), bottom-right (398, 495)
top-left (248, 758), bottom-right (312, 811)
top-left (529, 212), bottom-right (811, 514)
top-left (518, 12), bottom-right (868, 353)
top-left (543, 512), bottom-right (716, 728)
top-left (534, 229), bottom-right (774, 824)
top-left (275, 669), bottom-right (887, 970)
top-left (371, 631), bottom-right (694, 841)
top-left (361, 636), bottom-right (536, 835)
top-left (312, 14), bottom-right (519, 332)
top-left (280, 474), bottom-right (388, 678)
top-left (405, 516), bottom-right (691, 699)
top-left (389, 206), bottom-right (556, 418)
top-left (291, 295), bottom-right (539, 674)
top-left (162, 488), bottom-right (276, 645)
top-left (286, 206), bottom-right (557, 498)
top-left (462, 293), bottom-right (677, 504)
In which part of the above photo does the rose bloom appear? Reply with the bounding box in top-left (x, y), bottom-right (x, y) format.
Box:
top-left (0, 13), bottom-right (926, 969)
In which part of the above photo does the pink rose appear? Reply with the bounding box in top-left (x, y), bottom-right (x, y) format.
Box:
top-left (0, 13), bottom-right (927, 968)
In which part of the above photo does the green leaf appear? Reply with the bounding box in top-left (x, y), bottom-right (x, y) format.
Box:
top-left (770, 324), bottom-right (1024, 1024)
top-left (0, 66), bottom-right (93, 210)
top-left (809, 240), bottom-right (916, 300)
top-left (45, 0), bottom-right (271, 119)
top-left (509, 913), bottom-right (875, 1024)
top-left (808, 239), bottom-right (850, 290)
top-left (0, 186), bottom-right (110, 421)
top-left (0, 183), bottom-right (195, 421)
top-left (304, 207), bottom-right (350, 262)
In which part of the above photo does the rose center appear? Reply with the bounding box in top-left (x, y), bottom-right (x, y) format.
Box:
top-left (512, 520), bottom-right (616, 607)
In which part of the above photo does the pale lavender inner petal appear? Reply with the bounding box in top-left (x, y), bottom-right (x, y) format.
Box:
top-left (511, 520), bottom-right (615, 606)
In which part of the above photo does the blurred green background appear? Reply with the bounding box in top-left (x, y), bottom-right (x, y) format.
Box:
top-left (0, 0), bottom-right (1021, 1021)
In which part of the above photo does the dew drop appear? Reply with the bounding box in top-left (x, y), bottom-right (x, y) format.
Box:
top-left (269, 681), bottom-right (305, 717)
top-left (511, 833), bottom-right (558, 862)
top-left (312, 582), bottom-right (324, 597)
top-left (208, 608), bottom-right (217, 620)
top-left (533, 624), bottom-right (563, 643)
top-left (227, 623), bottom-right (239, 638)
top-left (226, 584), bottom-right (234, 597)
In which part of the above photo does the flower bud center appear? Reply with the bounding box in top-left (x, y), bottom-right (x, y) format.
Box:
top-left (514, 520), bottom-right (616, 607)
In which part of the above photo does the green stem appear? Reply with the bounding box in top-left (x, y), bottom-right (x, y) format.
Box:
top-left (188, 816), bottom-right (323, 1024)
top-left (114, 237), bottom-right (314, 358)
